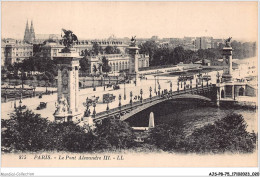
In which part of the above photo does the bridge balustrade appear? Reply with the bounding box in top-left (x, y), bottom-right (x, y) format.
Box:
top-left (92, 85), bottom-right (213, 121)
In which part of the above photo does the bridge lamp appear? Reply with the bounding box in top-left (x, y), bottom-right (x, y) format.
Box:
top-left (154, 76), bottom-right (157, 93)
top-left (119, 94), bottom-right (122, 108)
top-left (170, 81), bottom-right (172, 93)
top-left (19, 98), bottom-right (22, 110)
top-left (130, 91), bottom-right (133, 105)
top-left (158, 84), bottom-right (161, 96)
top-left (93, 76), bottom-right (96, 91)
top-left (93, 101), bottom-right (96, 118)
top-left (124, 73), bottom-right (126, 100)
top-left (106, 101), bottom-right (109, 111)
top-left (149, 86), bottom-right (152, 99)
top-left (140, 89), bottom-right (143, 102)
top-left (177, 81), bottom-right (179, 93)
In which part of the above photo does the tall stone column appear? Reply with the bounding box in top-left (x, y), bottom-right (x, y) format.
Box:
top-left (222, 38), bottom-right (233, 82)
top-left (128, 44), bottom-right (140, 86)
top-left (53, 50), bottom-right (82, 123)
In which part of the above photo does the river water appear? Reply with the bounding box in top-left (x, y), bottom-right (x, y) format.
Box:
top-left (127, 68), bottom-right (257, 134)
top-left (127, 100), bottom-right (257, 133)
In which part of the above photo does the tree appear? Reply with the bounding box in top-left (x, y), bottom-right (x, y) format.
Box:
top-left (79, 57), bottom-right (90, 73)
top-left (138, 40), bottom-right (158, 65)
top-left (101, 56), bottom-right (111, 73)
top-left (92, 43), bottom-right (102, 55)
top-left (104, 46), bottom-right (121, 54)
top-left (1, 109), bottom-right (95, 152)
top-left (149, 118), bottom-right (186, 151)
top-left (92, 119), bottom-right (136, 150)
top-left (185, 113), bottom-right (257, 153)
top-left (2, 109), bottom-right (49, 151)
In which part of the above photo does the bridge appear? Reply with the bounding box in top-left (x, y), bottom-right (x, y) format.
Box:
top-left (88, 84), bottom-right (215, 122)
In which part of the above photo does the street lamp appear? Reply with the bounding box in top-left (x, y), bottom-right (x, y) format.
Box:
top-left (149, 86), bottom-right (152, 99)
top-left (177, 80), bottom-right (179, 93)
top-left (93, 76), bottom-right (96, 91)
top-left (123, 72), bottom-right (126, 100)
top-left (196, 78), bottom-right (198, 90)
top-left (170, 81), bottom-right (172, 94)
top-left (106, 101), bottom-right (109, 111)
top-left (92, 101), bottom-right (96, 118)
top-left (184, 80), bottom-right (186, 92)
top-left (140, 89), bottom-right (143, 103)
top-left (154, 76), bottom-right (157, 93)
top-left (158, 84), bottom-right (161, 96)
top-left (130, 91), bottom-right (133, 105)
top-left (118, 94), bottom-right (122, 108)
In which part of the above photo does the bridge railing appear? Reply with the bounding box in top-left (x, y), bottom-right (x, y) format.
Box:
top-left (92, 85), bottom-right (213, 120)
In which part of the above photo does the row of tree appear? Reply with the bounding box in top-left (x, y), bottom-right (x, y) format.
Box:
top-left (80, 44), bottom-right (121, 56)
top-left (1, 109), bottom-right (135, 152)
top-left (1, 109), bottom-right (256, 153)
top-left (139, 40), bottom-right (257, 66)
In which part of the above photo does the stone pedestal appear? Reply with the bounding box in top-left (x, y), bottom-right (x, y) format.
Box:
top-left (53, 49), bottom-right (82, 123)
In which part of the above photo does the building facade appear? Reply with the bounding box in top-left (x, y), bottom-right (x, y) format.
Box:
top-left (195, 36), bottom-right (213, 50)
top-left (88, 53), bottom-right (149, 74)
top-left (2, 39), bottom-right (33, 66)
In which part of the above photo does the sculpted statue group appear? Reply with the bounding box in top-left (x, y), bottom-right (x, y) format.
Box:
top-left (130, 36), bottom-right (136, 46)
top-left (60, 28), bottom-right (78, 52)
top-left (225, 37), bottom-right (232, 47)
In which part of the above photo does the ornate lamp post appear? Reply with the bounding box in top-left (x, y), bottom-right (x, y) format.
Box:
top-left (14, 93), bottom-right (17, 109)
top-left (106, 101), bottom-right (109, 112)
top-left (149, 86), bottom-right (152, 99)
top-left (118, 94), bottom-right (122, 108)
top-left (184, 79), bottom-right (186, 92)
top-left (19, 92), bottom-right (22, 110)
top-left (92, 101), bottom-right (96, 118)
top-left (140, 89), bottom-right (143, 103)
top-left (154, 76), bottom-right (157, 93)
top-left (158, 84), bottom-right (161, 96)
top-left (196, 78), bottom-right (198, 90)
top-left (170, 81), bottom-right (172, 94)
top-left (177, 80), bottom-right (179, 93)
top-left (123, 72), bottom-right (126, 100)
top-left (93, 76), bottom-right (96, 91)
top-left (130, 91), bottom-right (133, 105)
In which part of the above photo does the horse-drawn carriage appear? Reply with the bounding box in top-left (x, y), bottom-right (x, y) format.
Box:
top-left (103, 93), bottom-right (116, 103)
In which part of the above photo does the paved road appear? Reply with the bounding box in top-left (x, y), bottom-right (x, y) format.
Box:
top-left (2, 70), bottom-right (220, 121)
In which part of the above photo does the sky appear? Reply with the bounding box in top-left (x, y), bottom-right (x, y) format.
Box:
top-left (1, 1), bottom-right (258, 41)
